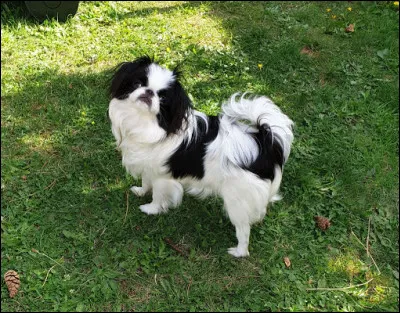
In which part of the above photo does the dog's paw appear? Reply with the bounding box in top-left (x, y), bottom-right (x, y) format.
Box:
top-left (139, 203), bottom-right (162, 215)
top-left (130, 186), bottom-right (147, 197)
top-left (227, 247), bottom-right (250, 258)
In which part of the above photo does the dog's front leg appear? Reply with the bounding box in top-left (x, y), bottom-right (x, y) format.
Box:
top-left (139, 178), bottom-right (183, 215)
top-left (130, 172), bottom-right (151, 197)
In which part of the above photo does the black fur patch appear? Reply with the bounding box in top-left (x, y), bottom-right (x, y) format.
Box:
top-left (167, 115), bottom-right (220, 179)
top-left (245, 124), bottom-right (284, 180)
top-left (156, 80), bottom-right (192, 135)
top-left (109, 56), bottom-right (152, 100)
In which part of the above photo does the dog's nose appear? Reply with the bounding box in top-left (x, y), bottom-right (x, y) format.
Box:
top-left (138, 90), bottom-right (153, 107)
top-left (145, 89), bottom-right (154, 97)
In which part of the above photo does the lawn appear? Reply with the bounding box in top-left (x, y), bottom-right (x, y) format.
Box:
top-left (1, 1), bottom-right (399, 311)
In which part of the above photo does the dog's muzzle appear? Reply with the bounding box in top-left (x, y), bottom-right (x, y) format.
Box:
top-left (138, 89), bottom-right (154, 107)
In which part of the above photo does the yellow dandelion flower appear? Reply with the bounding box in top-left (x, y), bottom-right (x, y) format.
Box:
top-left (332, 14), bottom-right (337, 19)
top-left (347, 7), bottom-right (352, 11)
top-left (166, 47), bottom-right (171, 53)
top-left (257, 63), bottom-right (263, 70)
top-left (326, 8), bottom-right (331, 12)
top-left (394, 1), bottom-right (399, 6)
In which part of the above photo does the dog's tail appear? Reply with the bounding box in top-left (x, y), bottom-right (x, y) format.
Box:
top-left (221, 93), bottom-right (294, 200)
top-left (221, 92), bottom-right (294, 165)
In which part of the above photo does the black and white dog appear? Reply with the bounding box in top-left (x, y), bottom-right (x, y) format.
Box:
top-left (108, 56), bottom-right (294, 257)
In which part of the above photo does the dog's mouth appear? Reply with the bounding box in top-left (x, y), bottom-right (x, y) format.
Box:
top-left (138, 95), bottom-right (152, 106)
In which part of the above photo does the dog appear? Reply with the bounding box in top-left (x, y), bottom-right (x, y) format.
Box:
top-left (108, 56), bottom-right (294, 257)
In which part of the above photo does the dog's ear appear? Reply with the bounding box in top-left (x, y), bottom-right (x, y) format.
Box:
top-left (157, 79), bottom-right (192, 135)
top-left (109, 56), bottom-right (153, 99)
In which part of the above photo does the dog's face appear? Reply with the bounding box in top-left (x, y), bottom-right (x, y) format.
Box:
top-left (109, 56), bottom-right (192, 135)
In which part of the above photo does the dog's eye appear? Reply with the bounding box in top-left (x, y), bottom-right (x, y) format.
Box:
top-left (133, 81), bottom-right (142, 89)
top-left (158, 90), bottom-right (167, 101)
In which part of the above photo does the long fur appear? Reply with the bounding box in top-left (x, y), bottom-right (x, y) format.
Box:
top-left (108, 57), bottom-right (294, 257)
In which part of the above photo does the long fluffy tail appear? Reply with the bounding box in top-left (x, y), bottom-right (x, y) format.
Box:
top-left (221, 93), bottom-right (294, 164)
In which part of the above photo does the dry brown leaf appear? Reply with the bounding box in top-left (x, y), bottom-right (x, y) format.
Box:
top-left (300, 46), bottom-right (313, 55)
top-left (345, 24), bottom-right (355, 33)
top-left (314, 216), bottom-right (331, 230)
top-left (4, 270), bottom-right (20, 298)
top-left (300, 46), bottom-right (319, 57)
top-left (283, 256), bottom-right (291, 268)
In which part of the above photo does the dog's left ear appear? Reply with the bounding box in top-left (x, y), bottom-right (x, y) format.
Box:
top-left (157, 74), bottom-right (192, 135)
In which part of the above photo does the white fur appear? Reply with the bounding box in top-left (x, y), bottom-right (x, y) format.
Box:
top-left (109, 68), bottom-right (294, 258)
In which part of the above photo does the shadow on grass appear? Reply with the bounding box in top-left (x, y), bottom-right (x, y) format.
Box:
top-left (1, 1), bottom-right (41, 25)
top-left (1, 63), bottom-right (242, 257)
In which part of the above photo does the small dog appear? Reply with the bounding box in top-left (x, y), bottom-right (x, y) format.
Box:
top-left (108, 56), bottom-right (294, 257)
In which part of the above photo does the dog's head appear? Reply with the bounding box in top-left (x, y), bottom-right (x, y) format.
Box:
top-left (109, 56), bottom-right (192, 135)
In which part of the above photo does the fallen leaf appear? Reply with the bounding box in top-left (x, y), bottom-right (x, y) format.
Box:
top-left (283, 256), bottom-right (291, 268)
top-left (314, 216), bottom-right (331, 230)
top-left (345, 24), bottom-right (354, 33)
top-left (300, 46), bottom-right (312, 55)
top-left (4, 270), bottom-right (20, 298)
top-left (300, 46), bottom-right (319, 57)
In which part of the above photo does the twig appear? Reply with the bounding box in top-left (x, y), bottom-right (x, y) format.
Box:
top-left (366, 217), bottom-right (381, 275)
top-left (42, 264), bottom-right (57, 287)
top-left (163, 237), bottom-right (188, 257)
top-left (44, 179), bottom-right (57, 190)
top-left (40, 160), bottom-right (49, 170)
top-left (351, 230), bottom-right (367, 250)
top-left (306, 278), bottom-right (374, 291)
top-left (368, 248), bottom-right (381, 275)
top-left (186, 277), bottom-right (193, 297)
top-left (123, 191), bottom-right (129, 224)
top-left (32, 248), bottom-right (66, 271)
top-left (351, 227), bottom-right (381, 275)
top-left (366, 217), bottom-right (371, 256)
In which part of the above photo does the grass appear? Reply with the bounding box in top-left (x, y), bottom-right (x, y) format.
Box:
top-left (1, 1), bottom-right (399, 311)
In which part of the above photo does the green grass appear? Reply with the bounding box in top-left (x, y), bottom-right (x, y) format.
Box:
top-left (1, 1), bottom-right (399, 311)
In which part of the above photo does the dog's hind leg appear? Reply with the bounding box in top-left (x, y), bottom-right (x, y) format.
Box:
top-left (139, 178), bottom-right (183, 215)
top-left (228, 222), bottom-right (251, 258)
top-left (221, 192), bottom-right (251, 257)
top-left (221, 178), bottom-right (271, 257)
